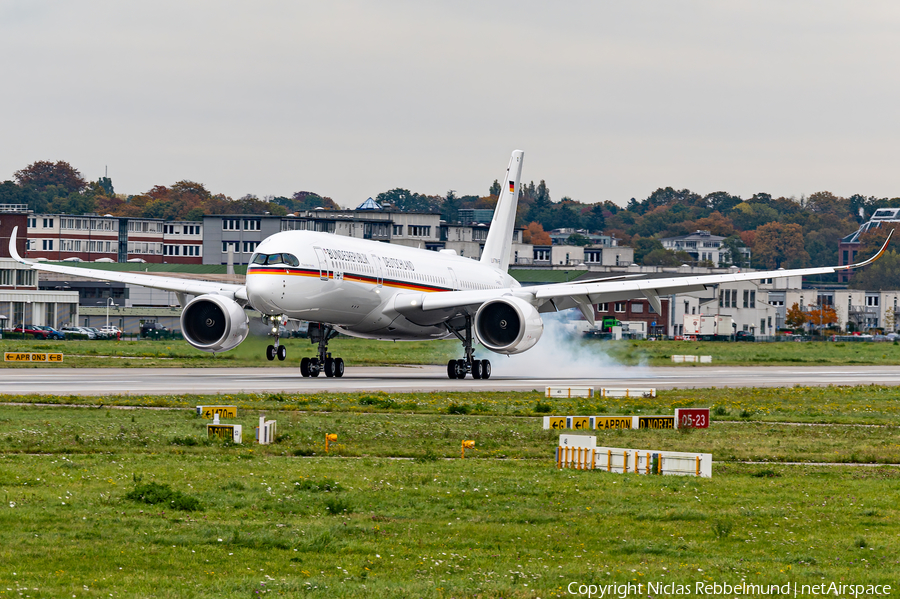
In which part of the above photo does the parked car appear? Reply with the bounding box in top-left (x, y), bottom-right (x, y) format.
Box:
top-left (13, 324), bottom-right (51, 339)
top-left (140, 321), bottom-right (170, 339)
top-left (735, 331), bottom-right (755, 341)
top-left (99, 325), bottom-right (121, 338)
top-left (85, 327), bottom-right (111, 340)
top-left (61, 326), bottom-right (96, 340)
top-left (33, 325), bottom-right (66, 340)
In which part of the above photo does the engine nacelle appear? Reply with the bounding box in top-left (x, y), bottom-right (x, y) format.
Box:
top-left (474, 296), bottom-right (543, 355)
top-left (181, 295), bottom-right (250, 353)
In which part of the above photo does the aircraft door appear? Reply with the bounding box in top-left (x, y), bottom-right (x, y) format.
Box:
top-left (370, 254), bottom-right (384, 288)
top-left (447, 267), bottom-right (460, 291)
top-left (313, 247), bottom-right (331, 281)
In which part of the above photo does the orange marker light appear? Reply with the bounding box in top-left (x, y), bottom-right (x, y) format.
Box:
top-left (325, 433), bottom-right (337, 453)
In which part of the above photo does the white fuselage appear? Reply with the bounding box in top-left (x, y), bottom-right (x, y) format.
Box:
top-left (245, 231), bottom-right (519, 340)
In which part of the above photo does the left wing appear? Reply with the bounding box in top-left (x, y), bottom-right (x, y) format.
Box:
top-left (406, 230), bottom-right (893, 325)
top-left (8, 227), bottom-right (248, 303)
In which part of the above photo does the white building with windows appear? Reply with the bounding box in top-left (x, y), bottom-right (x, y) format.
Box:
top-left (660, 230), bottom-right (749, 265)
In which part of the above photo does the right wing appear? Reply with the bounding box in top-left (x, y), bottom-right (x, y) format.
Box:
top-left (401, 230), bottom-right (893, 325)
top-left (8, 226), bottom-right (247, 302)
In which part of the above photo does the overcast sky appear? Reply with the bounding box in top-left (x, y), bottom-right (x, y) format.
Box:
top-left (3, 1), bottom-right (900, 208)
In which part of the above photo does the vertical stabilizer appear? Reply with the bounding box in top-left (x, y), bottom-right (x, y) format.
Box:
top-left (480, 150), bottom-right (524, 270)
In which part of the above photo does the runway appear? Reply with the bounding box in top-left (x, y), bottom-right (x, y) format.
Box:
top-left (1, 364), bottom-right (898, 395)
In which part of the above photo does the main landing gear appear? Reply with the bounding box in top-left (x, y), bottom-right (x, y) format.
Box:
top-left (300, 322), bottom-right (345, 378)
top-left (445, 315), bottom-right (491, 380)
top-left (265, 315), bottom-right (287, 361)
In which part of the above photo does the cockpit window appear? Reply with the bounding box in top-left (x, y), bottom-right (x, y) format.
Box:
top-left (250, 252), bottom-right (300, 267)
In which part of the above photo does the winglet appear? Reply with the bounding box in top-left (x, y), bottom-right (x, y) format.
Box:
top-left (837, 228), bottom-right (893, 270)
top-left (8, 226), bottom-right (31, 265)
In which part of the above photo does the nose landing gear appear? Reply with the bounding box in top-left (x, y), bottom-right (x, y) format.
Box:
top-left (300, 322), bottom-right (345, 378)
top-left (445, 315), bottom-right (491, 380)
top-left (265, 315), bottom-right (288, 361)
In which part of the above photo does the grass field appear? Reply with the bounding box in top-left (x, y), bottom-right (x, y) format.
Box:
top-left (4, 336), bottom-right (900, 368)
top-left (0, 386), bottom-right (899, 597)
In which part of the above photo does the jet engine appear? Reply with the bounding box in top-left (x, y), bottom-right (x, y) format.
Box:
top-left (474, 296), bottom-right (543, 355)
top-left (181, 295), bottom-right (250, 353)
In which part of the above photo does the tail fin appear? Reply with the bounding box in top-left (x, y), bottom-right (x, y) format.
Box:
top-left (480, 150), bottom-right (524, 270)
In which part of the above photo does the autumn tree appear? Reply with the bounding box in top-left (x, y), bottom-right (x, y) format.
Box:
top-left (753, 222), bottom-right (809, 269)
top-left (14, 160), bottom-right (86, 193)
top-left (522, 222), bottom-right (551, 245)
top-left (785, 302), bottom-right (808, 330)
top-left (807, 304), bottom-right (838, 334)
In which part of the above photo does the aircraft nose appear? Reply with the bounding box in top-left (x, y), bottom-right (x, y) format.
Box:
top-left (246, 272), bottom-right (278, 314)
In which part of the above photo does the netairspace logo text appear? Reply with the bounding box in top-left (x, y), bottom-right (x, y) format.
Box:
top-left (567, 581), bottom-right (892, 598)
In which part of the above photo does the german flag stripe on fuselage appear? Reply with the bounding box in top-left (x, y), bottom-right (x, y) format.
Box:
top-left (247, 266), bottom-right (453, 293)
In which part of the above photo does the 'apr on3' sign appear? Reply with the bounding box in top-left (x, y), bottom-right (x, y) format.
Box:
top-left (4, 352), bottom-right (64, 363)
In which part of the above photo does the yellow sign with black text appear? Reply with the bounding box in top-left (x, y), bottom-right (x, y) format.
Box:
top-left (595, 417), bottom-right (633, 430)
top-left (4, 352), bottom-right (64, 363)
top-left (570, 416), bottom-right (590, 430)
top-left (638, 416), bottom-right (675, 429)
top-left (208, 425), bottom-right (237, 440)
top-left (198, 406), bottom-right (237, 419)
top-left (547, 417), bottom-right (567, 430)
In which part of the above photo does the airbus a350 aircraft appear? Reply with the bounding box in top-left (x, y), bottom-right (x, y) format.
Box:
top-left (9, 150), bottom-right (892, 379)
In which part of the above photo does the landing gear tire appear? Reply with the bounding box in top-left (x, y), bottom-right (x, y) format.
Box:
top-left (324, 357), bottom-right (336, 378)
top-left (266, 345), bottom-right (276, 361)
top-left (455, 359), bottom-right (467, 379)
top-left (300, 357), bottom-right (310, 377)
top-left (309, 358), bottom-right (320, 377)
top-left (481, 359), bottom-right (491, 379)
top-left (277, 345), bottom-right (287, 361)
top-left (335, 357), bottom-right (345, 378)
top-left (447, 360), bottom-right (458, 379)
top-left (472, 360), bottom-right (483, 379)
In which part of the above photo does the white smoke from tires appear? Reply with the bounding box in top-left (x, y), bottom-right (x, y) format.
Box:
top-left (479, 310), bottom-right (649, 378)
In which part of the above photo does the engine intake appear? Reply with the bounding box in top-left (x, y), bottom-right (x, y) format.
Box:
top-left (181, 295), bottom-right (250, 353)
top-left (474, 296), bottom-right (543, 355)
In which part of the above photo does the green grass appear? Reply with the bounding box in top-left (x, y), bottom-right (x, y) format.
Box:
top-left (1, 436), bottom-right (898, 597)
top-left (5, 337), bottom-right (900, 369)
top-left (4, 384), bottom-right (900, 425)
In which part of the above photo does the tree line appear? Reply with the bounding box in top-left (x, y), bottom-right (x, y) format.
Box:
top-left (6, 159), bottom-right (900, 287)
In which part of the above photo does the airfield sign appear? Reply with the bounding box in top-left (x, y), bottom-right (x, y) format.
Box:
top-left (4, 352), bottom-right (64, 363)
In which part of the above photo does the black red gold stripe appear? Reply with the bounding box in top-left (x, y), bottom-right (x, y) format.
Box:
top-left (247, 266), bottom-right (451, 293)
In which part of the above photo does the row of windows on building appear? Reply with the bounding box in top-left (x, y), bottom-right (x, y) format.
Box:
top-left (127, 221), bottom-right (164, 233)
top-left (164, 224), bottom-right (201, 235)
top-left (163, 245), bottom-right (202, 256)
top-left (29, 239), bottom-right (118, 253)
top-left (223, 241), bottom-right (258, 253)
top-left (0, 269), bottom-right (37, 286)
top-left (223, 218), bottom-right (261, 231)
top-left (128, 242), bottom-right (164, 255)
top-left (598, 302), bottom-right (657, 314)
top-left (28, 217), bottom-right (119, 231)
top-left (3, 302), bottom-right (77, 326)
top-left (719, 289), bottom-right (756, 309)
top-left (281, 220), bottom-right (336, 233)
